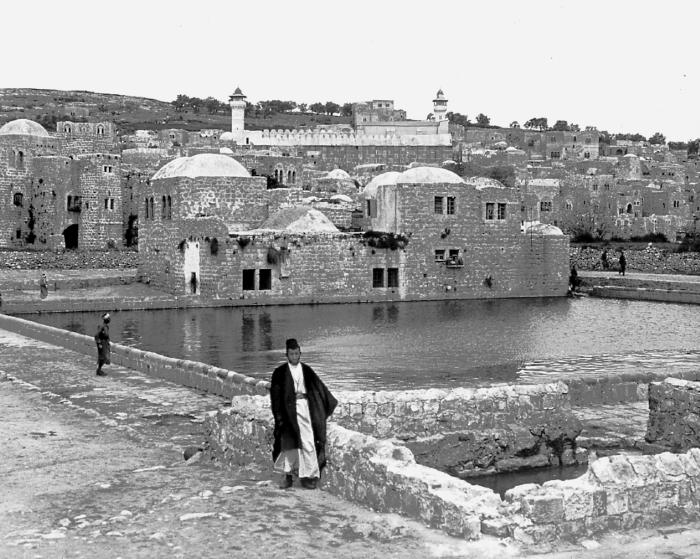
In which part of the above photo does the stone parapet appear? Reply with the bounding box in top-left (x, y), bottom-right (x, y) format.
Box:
top-left (647, 378), bottom-right (700, 450)
top-left (504, 450), bottom-right (700, 543)
top-left (204, 395), bottom-right (504, 540)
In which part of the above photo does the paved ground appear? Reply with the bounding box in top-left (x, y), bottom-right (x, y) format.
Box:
top-left (3, 328), bottom-right (700, 557)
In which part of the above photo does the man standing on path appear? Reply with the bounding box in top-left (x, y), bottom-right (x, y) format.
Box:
top-left (619, 250), bottom-right (627, 276)
top-left (270, 338), bottom-right (337, 490)
top-left (94, 313), bottom-right (111, 376)
top-left (39, 273), bottom-right (48, 299)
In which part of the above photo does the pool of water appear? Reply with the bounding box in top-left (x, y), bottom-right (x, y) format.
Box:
top-left (28, 297), bottom-right (700, 391)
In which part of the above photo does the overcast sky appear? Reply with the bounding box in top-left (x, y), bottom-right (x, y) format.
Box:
top-left (3, 0), bottom-right (697, 141)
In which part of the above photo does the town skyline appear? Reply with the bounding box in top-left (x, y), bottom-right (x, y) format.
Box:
top-left (2, 0), bottom-right (699, 142)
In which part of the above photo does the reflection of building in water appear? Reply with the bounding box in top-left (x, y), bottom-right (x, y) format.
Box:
top-left (182, 314), bottom-right (203, 360)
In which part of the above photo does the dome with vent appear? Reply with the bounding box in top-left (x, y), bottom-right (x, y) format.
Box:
top-left (152, 153), bottom-right (250, 180)
top-left (0, 119), bottom-right (50, 137)
top-left (363, 172), bottom-right (401, 197)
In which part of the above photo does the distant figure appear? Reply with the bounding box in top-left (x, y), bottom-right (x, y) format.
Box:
top-left (94, 313), bottom-right (111, 377)
top-left (39, 273), bottom-right (48, 299)
top-left (600, 249), bottom-right (609, 270)
top-left (270, 338), bottom-right (337, 490)
top-left (618, 250), bottom-right (627, 276)
top-left (568, 265), bottom-right (580, 295)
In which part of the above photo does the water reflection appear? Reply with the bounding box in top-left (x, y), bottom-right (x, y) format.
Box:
top-left (27, 298), bottom-right (700, 391)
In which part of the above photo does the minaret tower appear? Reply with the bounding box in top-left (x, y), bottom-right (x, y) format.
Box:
top-left (229, 86), bottom-right (247, 143)
top-left (432, 89), bottom-right (448, 121)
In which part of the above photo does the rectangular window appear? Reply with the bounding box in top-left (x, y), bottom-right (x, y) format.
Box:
top-left (485, 202), bottom-right (495, 220)
top-left (497, 203), bottom-right (507, 220)
top-left (145, 198), bottom-right (150, 219)
top-left (103, 165), bottom-right (113, 174)
top-left (104, 198), bottom-right (108, 210)
top-left (109, 198), bottom-right (114, 210)
top-left (387, 268), bottom-right (399, 288)
top-left (434, 249), bottom-right (445, 261)
top-left (242, 269), bottom-right (256, 291)
top-left (259, 269), bottom-right (272, 290)
top-left (372, 268), bottom-right (384, 288)
top-left (446, 196), bottom-right (456, 215)
top-left (540, 201), bottom-right (552, 212)
top-left (434, 196), bottom-right (444, 214)
top-left (366, 199), bottom-right (377, 218)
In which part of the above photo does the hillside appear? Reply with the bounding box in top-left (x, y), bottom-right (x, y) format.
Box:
top-left (0, 88), bottom-right (351, 134)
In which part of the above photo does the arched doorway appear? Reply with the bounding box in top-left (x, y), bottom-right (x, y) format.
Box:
top-left (63, 224), bottom-right (79, 249)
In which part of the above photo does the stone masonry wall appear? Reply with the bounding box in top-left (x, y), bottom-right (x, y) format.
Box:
top-left (76, 154), bottom-right (123, 249)
top-left (646, 378), bottom-right (700, 450)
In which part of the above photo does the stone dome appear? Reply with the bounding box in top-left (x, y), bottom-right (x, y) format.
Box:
top-left (524, 223), bottom-right (564, 236)
top-left (398, 166), bottom-right (465, 184)
top-left (152, 153), bottom-right (250, 180)
top-left (363, 171), bottom-right (401, 197)
top-left (465, 176), bottom-right (507, 190)
top-left (0, 118), bottom-right (50, 137)
top-left (326, 169), bottom-right (351, 180)
top-left (260, 206), bottom-right (339, 233)
top-left (219, 131), bottom-right (234, 141)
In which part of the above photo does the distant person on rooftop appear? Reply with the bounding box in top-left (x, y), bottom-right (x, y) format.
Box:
top-left (618, 250), bottom-right (627, 276)
top-left (94, 313), bottom-right (111, 377)
top-left (270, 338), bottom-right (337, 490)
top-left (39, 273), bottom-right (48, 299)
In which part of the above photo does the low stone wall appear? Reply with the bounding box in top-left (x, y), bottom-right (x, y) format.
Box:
top-left (504, 450), bottom-right (700, 543)
top-left (646, 378), bottom-right (700, 450)
top-left (204, 395), bottom-right (504, 540)
top-left (0, 313), bottom-right (268, 397)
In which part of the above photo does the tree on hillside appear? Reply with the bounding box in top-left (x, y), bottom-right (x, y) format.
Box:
top-left (475, 113), bottom-right (490, 127)
top-left (188, 97), bottom-right (203, 113)
top-left (171, 94), bottom-right (190, 112)
top-left (552, 120), bottom-right (569, 131)
top-left (447, 111), bottom-right (470, 127)
top-left (509, 121), bottom-right (520, 128)
top-left (298, 102), bottom-right (308, 113)
top-left (615, 132), bottom-right (646, 142)
top-left (204, 96), bottom-right (221, 115)
top-left (687, 139), bottom-right (700, 156)
top-left (340, 102), bottom-right (354, 117)
top-left (570, 123), bottom-right (580, 132)
top-left (324, 101), bottom-right (341, 115)
top-left (649, 132), bottom-right (666, 145)
top-left (524, 117), bottom-right (548, 131)
top-left (309, 102), bottom-right (325, 114)
top-left (668, 141), bottom-right (688, 151)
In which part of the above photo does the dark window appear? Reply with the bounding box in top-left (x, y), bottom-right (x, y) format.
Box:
top-left (145, 197), bottom-right (150, 219)
top-left (149, 197), bottom-right (154, 218)
top-left (446, 196), bottom-right (456, 214)
top-left (434, 196), bottom-right (444, 214)
top-left (485, 202), bottom-right (495, 220)
top-left (372, 268), bottom-right (384, 288)
top-left (109, 198), bottom-right (114, 210)
top-left (367, 199), bottom-right (377, 217)
top-left (434, 249), bottom-right (445, 261)
top-left (387, 268), bottom-right (399, 288)
top-left (13, 192), bottom-right (23, 207)
top-left (242, 269), bottom-right (256, 290)
top-left (167, 195), bottom-right (172, 219)
top-left (104, 198), bottom-right (108, 210)
top-left (541, 201), bottom-right (552, 212)
top-left (259, 269), bottom-right (272, 290)
top-left (497, 203), bottom-right (507, 220)
top-left (162, 196), bottom-right (167, 218)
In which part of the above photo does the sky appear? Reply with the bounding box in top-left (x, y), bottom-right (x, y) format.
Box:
top-left (2, 0), bottom-right (698, 141)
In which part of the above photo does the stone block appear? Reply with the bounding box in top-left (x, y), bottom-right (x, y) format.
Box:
top-left (605, 488), bottom-right (629, 515)
top-left (522, 494), bottom-right (565, 524)
top-left (480, 517), bottom-right (511, 538)
top-left (627, 485), bottom-right (658, 512)
top-left (655, 452), bottom-right (686, 480)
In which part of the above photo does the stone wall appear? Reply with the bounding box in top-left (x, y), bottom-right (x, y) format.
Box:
top-left (571, 246), bottom-right (700, 275)
top-left (646, 378), bottom-right (700, 450)
top-left (303, 145), bottom-right (456, 172)
top-left (204, 395), bottom-right (504, 540)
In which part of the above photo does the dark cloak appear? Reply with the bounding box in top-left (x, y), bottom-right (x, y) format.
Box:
top-left (94, 324), bottom-right (111, 365)
top-left (270, 362), bottom-right (338, 472)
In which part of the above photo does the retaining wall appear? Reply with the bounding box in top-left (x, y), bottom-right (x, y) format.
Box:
top-left (0, 313), bottom-right (268, 397)
top-left (646, 378), bottom-right (700, 450)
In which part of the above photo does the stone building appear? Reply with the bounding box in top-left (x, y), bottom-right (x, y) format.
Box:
top-left (138, 155), bottom-right (569, 303)
top-left (0, 118), bottom-right (123, 250)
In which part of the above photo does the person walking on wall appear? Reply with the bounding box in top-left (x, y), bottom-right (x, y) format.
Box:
top-left (39, 272), bottom-right (48, 299)
top-left (94, 313), bottom-right (111, 377)
top-left (618, 250), bottom-right (627, 276)
top-left (270, 338), bottom-right (337, 490)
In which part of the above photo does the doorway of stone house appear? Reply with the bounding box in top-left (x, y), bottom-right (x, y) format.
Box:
top-left (62, 224), bottom-right (79, 249)
top-left (183, 240), bottom-right (200, 295)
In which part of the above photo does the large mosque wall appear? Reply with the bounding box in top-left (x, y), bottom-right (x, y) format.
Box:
top-left (301, 144), bottom-right (456, 172)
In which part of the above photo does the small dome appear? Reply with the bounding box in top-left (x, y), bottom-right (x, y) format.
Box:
top-left (363, 171), bottom-right (401, 197)
top-left (260, 206), bottom-right (339, 233)
top-left (398, 167), bottom-right (465, 184)
top-left (0, 118), bottom-right (50, 137)
top-left (623, 153), bottom-right (638, 158)
top-left (465, 176), bottom-right (506, 190)
top-left (330, 194), bottom-right (353, 202)
top-left (219, 146), bottom-right (233, 154)
top-left (326, 168), bottom-right (351, 180)
top-left (524, 223), bottom-right (564, 236)
top-left (219, 131), bottom-right (234, 141)
top-left (152, 153), bottom-right (250, 180)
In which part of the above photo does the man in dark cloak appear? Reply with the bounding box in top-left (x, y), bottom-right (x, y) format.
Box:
top-left (270, 338), bottom-right (337, 489)
top-left (94, 313), bottom-right (111, 376)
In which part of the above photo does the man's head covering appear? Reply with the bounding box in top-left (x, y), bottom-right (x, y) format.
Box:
top-left (102, 313), bottom-right (110, 321)
top-left (285, 338), bottom-right (300, 351)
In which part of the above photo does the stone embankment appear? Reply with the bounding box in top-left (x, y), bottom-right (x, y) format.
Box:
top-left (647, 379), bottom-right (700, 451)
top-left (0, 249), bottom-right (139, 270)
top-left (571, 246), bottom-right (700, 275)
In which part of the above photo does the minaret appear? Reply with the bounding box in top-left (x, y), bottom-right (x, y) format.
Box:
top-left (432, 89), bottom-right (448, 121)
top-left (229, 86), bottom-right (247, 143)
